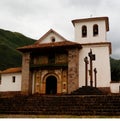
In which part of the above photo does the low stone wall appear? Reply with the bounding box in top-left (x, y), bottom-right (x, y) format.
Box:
top-left (98, 87), bottom-right (110, 94)
top-left (0, 91), bottom-right (21, 98)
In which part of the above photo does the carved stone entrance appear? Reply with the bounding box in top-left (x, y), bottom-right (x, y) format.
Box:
top-left (46, 76), bottom-right (57, 94)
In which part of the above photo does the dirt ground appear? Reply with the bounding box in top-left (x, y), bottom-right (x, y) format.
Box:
top-left (0, 114), bottom-right (120, 118)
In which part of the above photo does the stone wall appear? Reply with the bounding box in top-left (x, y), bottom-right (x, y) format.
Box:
top-left (31, 52), bottom-right (68, 94)
top-left (21, 49), bottom-right (80, 95)
top-left (68, 48), bottom-right (79, 93)
top-left (0, 91), bottom-right (21, 98)
top-left (21, 52), bottom-right (30, 95)
top-left (33, 69), bottom-right (68, 94)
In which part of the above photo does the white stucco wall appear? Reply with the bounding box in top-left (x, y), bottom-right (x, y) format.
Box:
top-left (78, 44), bottom-right (111, 88)
top-left (39, 32), bottom-right (65, 44)
top-left (0, 73), bottom-right (21, 92)
top-left (110, 82), bottom-right (120, 93)
top-left (74, 20), bottom-right (107, 44)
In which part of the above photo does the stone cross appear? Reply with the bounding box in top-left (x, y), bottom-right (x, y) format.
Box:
top-left (94, 68), bottom-right (97, 87)
top-left (88, 49), bottom-right (96, 87)
top-left (84, 56), bottom-right (89, 86)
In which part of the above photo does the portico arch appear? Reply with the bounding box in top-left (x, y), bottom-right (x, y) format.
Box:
top-left (41, 73), bottom-right (61, 94)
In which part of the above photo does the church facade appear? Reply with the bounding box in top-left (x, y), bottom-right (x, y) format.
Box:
top-left (17, 16), bottom-right (112, 95)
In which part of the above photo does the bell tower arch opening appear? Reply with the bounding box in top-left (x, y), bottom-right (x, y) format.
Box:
top-left (46, 76), bottom-right (57, 94)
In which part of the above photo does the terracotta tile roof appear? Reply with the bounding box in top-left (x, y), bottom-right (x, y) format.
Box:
top-left (17, 40), bottom-right (82, 52)
top-left (72, 16), bottom-right (109, 31)
top-left (0, 67), bottom-right (22, 74)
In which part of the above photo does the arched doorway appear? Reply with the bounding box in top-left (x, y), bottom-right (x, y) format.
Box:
top-left (46, 76), bottom-right (57, 94)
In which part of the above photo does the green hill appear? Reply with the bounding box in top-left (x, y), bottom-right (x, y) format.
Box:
top-left (0, 29), bottom-right (36, 70)
top-left (110, 57), bottom-right (120, 82)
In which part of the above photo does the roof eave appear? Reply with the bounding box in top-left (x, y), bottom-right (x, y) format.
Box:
top-left (72, 16), bottom-right (109, 31)
top-left (17, 41), bottom-right (82, 52)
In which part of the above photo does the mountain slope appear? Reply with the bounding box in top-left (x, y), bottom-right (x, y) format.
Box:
top-left (0, 29), bottom-right (35, 70)
top-left (110, 57), bottom-right (120, 81)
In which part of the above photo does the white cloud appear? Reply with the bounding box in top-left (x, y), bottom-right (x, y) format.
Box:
top-left (0, 0), bottom-right (120, 58)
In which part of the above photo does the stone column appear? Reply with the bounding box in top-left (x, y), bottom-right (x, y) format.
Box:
top-left (68, 48), bottom-right (79, 94)
top-left (21, 52), bottom-right (30, 95)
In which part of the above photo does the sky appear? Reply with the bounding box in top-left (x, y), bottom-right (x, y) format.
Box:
top-left (0, 0), bottom-right (120, 59)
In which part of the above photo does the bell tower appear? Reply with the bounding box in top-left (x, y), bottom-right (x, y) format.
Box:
top-left (71, 17), bottom-right (112, 91)
top-left (72, 17), bottom-right (109, 44)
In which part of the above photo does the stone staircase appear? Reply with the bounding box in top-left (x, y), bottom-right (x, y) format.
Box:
top-left (71, 86), bottom-right (104, 95)
top-left (0, 94), bottom-right (120, 116)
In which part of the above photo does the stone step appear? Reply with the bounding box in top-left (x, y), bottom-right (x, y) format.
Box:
top-left (0, 95), bottom-right (120, 116)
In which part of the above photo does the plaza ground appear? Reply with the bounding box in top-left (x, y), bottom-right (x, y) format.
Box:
top-left (0, 114), bottom-right (120, 118)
